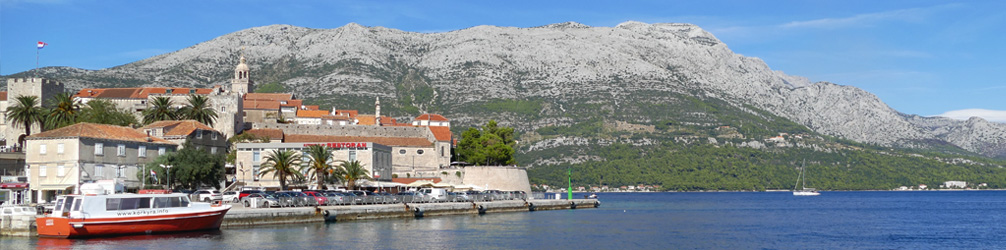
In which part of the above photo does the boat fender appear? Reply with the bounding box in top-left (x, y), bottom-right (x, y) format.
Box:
top-left (570, 201), bottom-right (577, 209)
top-left (477, 205), bottom-right (487, 215)
top-left (413, 207), bottom-right (424, 218)
top-left (528, 203), bottom-right (536, 212)
top-left (594, 201), bottom-right (601, 208)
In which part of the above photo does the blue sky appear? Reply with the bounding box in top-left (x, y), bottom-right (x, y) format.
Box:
top-left (1, 0), bottom-right (1004, 121)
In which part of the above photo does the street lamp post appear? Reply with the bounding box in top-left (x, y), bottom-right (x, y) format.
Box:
top-left (160, 164), bottom-right (173, 191)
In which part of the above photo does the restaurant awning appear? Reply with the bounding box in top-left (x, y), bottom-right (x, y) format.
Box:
top-left (0, 183), bottom-right (28, 189)
top-left (35, 184), bottom-right (74, 190)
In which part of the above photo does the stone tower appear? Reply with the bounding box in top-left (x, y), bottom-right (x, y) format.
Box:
top-left (3, 78), bottom-right (65, 145)
top-left (375, 97), bottom-right (381, 126)
top-left (231, 55), bottom-right (253, 94)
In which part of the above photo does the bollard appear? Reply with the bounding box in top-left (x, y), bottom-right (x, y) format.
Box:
top-left (570, 201), bottom-right (577, 209)
top-left (477, 204), bottom-right (487, 215)
top-left (528, 203), bottom-right (536, 212)
top-left (413, 207), bottom-right (424, 218)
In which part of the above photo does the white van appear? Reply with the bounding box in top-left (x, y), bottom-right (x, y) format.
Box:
top-left (419, 188), bottom-right (448, 202)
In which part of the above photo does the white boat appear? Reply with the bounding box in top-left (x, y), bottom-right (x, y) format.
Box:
top-left (36, 193), bottom-right (230, 238)
top-left (793, 160), bottom-right (820, 196)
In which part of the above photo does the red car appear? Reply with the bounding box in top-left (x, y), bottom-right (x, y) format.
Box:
top-left (239, 190), bottom-right (263, 200)
top-left (302, 191), bottom-right (328, 206)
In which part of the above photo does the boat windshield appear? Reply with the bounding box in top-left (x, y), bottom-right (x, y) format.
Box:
top-left (54, 197), bottom-right (65, 211)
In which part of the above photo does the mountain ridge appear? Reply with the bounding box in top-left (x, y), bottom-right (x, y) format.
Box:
top-left (5, 21), bottom-right (1005, 158)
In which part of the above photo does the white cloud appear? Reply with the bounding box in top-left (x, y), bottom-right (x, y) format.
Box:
top-left (936, 109), bottom-right (1006, 123)
top-left (780, 4), bottom-right (960, 29)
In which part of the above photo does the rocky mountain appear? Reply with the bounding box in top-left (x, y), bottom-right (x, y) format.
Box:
top-left (7, 21), bottom-right (1006, 158)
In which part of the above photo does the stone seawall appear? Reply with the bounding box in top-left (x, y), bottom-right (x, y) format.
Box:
top-left (1, 199), bottom-right (599, 236)
top-left (222, 199), bottom-right (599, 228)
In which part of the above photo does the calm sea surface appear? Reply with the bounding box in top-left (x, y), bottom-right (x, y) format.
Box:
top-left (5, 191), bottom-right (1006, 249)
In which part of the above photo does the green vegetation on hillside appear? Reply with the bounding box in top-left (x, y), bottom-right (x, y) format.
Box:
top-left (528, 143), bottom-right (1006, 191)
top-left (254, 82), bottom-right (287, 93)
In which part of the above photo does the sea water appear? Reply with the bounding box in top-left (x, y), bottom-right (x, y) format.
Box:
top-left (4, 191), bottom-right (1006, 249)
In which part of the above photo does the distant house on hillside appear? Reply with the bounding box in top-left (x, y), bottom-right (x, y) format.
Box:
top-left (944, 181), bottom-right (967, 189)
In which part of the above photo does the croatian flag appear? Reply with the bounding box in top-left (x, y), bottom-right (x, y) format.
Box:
top-left (37, 41), bottom-right (47, 49)
top-left (151, 170), bottom-right (158, 182)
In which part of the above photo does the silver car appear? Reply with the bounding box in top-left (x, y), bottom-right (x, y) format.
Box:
top-left (240, 193), bottom-right (280, 208)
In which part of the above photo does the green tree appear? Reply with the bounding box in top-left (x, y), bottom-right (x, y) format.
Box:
top-left (145, 141), bottom-right (225, 190)
top-left (457, 120), bottom-right (517, 165)
top-left (77, 99), bottom-right (140, 127)
top-left (305, 145), bottom-right (335, 189)
top-left (44, 93), bottom-right (81, 130)
top-left (5, 95), bottom-right (46, 145)
top-left (258, 150), bottom-right (302, 191)
top-left (338, 160), bottom-right (371, 190)
top-left (143, 96), bottom-right (177, 124)
top-left (179, 94), bottom-right (218, 127)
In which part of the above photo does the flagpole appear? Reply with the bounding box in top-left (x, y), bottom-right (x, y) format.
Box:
top-left (35, 47), bottom-right (39, 79)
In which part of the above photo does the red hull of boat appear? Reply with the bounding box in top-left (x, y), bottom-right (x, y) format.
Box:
top-left (36, 207), bottom-right (229, 238)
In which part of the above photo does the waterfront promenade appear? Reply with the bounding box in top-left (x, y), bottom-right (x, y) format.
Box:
top-left (1, 198), bottom-right (599, 236)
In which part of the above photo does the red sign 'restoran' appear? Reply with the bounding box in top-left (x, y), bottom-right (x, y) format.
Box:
top-left (303, 142), bottom-right (369, 149)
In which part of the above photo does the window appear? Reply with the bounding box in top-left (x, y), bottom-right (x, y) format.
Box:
top-left (196, 130), bottom-right (203, 139)
top-left (116, 166), bottom-right (124, 178)
top-left (399, 149), bottom-right (406, 155)
top-left (138, 145), bottom-right (146, 157)
top-left (39, 144), bottom-right (47, 155)
top-left (349, 151), bottom-right (356, 162)
top-left (39, 166), bottom-right (47, 177)
top-left (58, 143), bottom-right (64, 154)
top-left (441, 146), bottom-right (445, 157)
top-left (57, 165), bottom-right (65, 177)
top-left (253, 151), bottom-right (261, 162)
top-left (417, 149), bottom-right (424, 155)
top-left (95, 165), bottom-right (103, 177)
top-left (159, 147), bottom-right (166, 155)
top-left (95, 143), bottom-right (104, 155)
top-left (117, 144), bottom-right (126, 156)
top-left (253, 165), bottom-right (260, 181)
top-left (211, 147), bottom-right (218, 154)
top-left (211, 132), bottom-right (218, 140)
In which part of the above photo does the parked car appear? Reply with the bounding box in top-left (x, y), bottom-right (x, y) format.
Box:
top-left (302, 191), bottom-right (328, 206)
top-left (240, 193), bottom-right (280, 208)
top-left (279, 191), bottom-right (315, 206)
top-left (238, 190), bottom-right (263, 200)
top-left (222, 191), bottom-right (239, 203)
top-left (191, 190), bottom-right (222, 202)
top-left (397, 191), bottom-right (426, 203)
top-left (268, 191), bottom-right (297, 207)
top-left (322, 191), bottom-right (344, 205)
top-left (419, 188), bottom-right (448, 202)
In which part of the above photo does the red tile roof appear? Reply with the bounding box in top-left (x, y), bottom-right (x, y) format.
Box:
top-left (296, 110), bottom-right (330, 118)
top-left (284, 134), bottom-right (433, 147)
top-left (27, 123), bottom-right (174, 144)
top-left (415, 114), bottom-right (449, 122)
top-left (244, 93), bottom-right (293, 101)
top-left (278, 99), bottom-right (303, 107)
top-left (335, 110), bottom-right (358, 118)
top-left (74, 88), bottom-right (212, 99)
top-left (243, 99), bottom-right (281, 110)
top-left (428, 126), bottom-right (452, 142)
top-left (356, 115), bottom-right (376, 125)
top-left (244, 128), bottom-right (284, 140)
top-left (140, 120), bottom-right (214, 137)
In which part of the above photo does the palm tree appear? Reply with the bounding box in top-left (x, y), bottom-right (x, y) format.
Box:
top-left (257, 150), bottom-right (302, 191)
top-left (5, 95), bottom-right (46, 146)
top-left (143, 96), bottom-right (177, 124)
top-left (180, 94), bottom-right (217, 127)
top-left (338, 160), bottom-right (371, 191)
top-left (45, 92), bottom-right (81, 130)
top-left (305, 145), bottom-right (335, 189)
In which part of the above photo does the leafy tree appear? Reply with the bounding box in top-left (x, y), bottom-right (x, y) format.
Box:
top-left (5, 95), bottom-right (46, 145)
top-left (145, 141), bottom-right (225, 190)
top-left (143, 96), bottom-right (177, 124)
top-left (44, 93), bottom-right (81, 130)
top-left (179, 94), bottom-right (218, 127)
top-left (77, 99), bottom-right (140, 127)
top-left (258, 149), bottom-right (302, 191)
top-left (457, 120), bottom-right (517, 165)
top-left (305, 145), bottom-right (335, 189)
top-left (338, 160), bottom-right (371, 190)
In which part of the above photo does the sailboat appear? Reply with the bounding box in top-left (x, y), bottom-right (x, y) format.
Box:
top-left (793, 160), bottom-right (820, 196)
